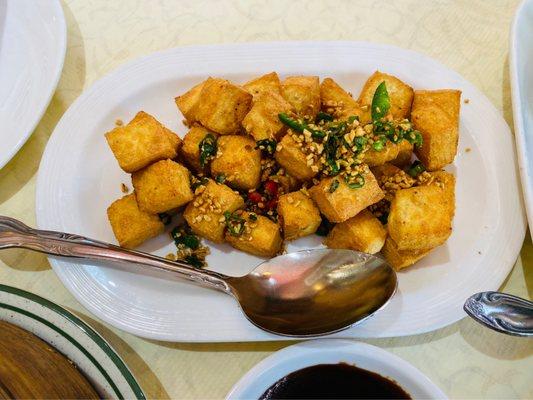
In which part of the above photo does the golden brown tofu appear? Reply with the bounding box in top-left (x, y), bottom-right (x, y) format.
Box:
top-left (225, 211), bottom-right (282, 257)
top-left (281, 76), bottom-right (321, 118)
top-left (210, 135), bottom-right (262, 190)
top-left (179, 125), bottom-right (218, 173)
top-left (105, 111), bottom-right (181, 173)
top-left (277, 191), bottom-right (321, 240)
top-left (324, 210), bottom-right (386, 254)
top-left (388, 182), bottom-right (455, 251)
top-left (391, 141), bottom-right (413, 167)
top-left (175, 80), bottom-right (205, 122)
top-left (242, 91), bottom-right (294, 141)
top-left (370, 163), bottom-right (403, 182)
top-left (271, 174), bottom-right (301, 194)
top-left (358, 71), bottom-right (414, 119)
top-left (363, 140), bottom-right (413, 167)
top-left (107, 193), bottom-right (164, 249)
top-left (309, 171), bottom-right (384, 223)
top-left (132, 159), bottom-right (193, 214)
top-left (411, 89), bottom-right (461, 170)
top-left (381, 236), bottom-right (433, 271)
top-left (194, 78), bottom-right (253, 135)
top-left (183, 180), bottom-right (245, 243)
top-left (274, 133), bottom-right (317, 181)
top-left (320, 77), bottom-right (370, 123)
top-left (243, 72), bottom-right (281, 97)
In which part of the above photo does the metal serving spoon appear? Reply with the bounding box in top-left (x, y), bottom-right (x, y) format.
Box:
top-left (0, 216), bottom-right (397, 337)
top-left (464, 291), bottom-right (533, 337)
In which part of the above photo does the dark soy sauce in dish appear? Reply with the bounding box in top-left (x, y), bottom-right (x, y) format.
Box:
top-left (259, 363), bottom-right (412, 399)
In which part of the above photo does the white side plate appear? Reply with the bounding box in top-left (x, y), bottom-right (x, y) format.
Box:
top-left (36, 41), bottom-right (526, 342)
top-left (0, 284), bottom-right (145, 399)
top-left (226, 339), bottom-right (446, 399)
top-left (0, 0), bottom-right (66, 169)
top-left (510, 0), bottom-right (533, 238)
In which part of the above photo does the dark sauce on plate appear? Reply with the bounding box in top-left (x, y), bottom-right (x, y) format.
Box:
top-left (259, 363), bottom-right (411, 399)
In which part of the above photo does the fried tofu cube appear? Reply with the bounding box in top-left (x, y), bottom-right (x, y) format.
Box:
top-left (175, 80), bottom-right (205, 122)
top-left (225, 211), bottom-right (282, 257)
top-left (243, 72), bottom-right (281, 97)
top-left (370, 163), bottom-right (403, 182)
top-left (320, 78), bottom-right (370, 123)
top-left (183, 180), bottom-right (244, 243)
top-left (274, 133), bottom-right (317, 181)
top-left (194, 78), bottom-right (253, 135)
top-left (105, 111), bottom-right (181, 173)
top-left (324, 210), bottom-right (387, 254)
top-left (242, 91), bottom-right (294, 141)
top-left (411, 89), bottom-right (461, 170)
top-left (132, 159), bottom-right (193, 214)
top-left (107, 193), bottom-right (164, 248)
top-left (281, 76), bottom-right (321, 118)
top-left (382, 236), bottom-right (433, 271)
top-left (271, 174), bottom-right (300, 194)
top-left (309, 171), bottom-right (384, 223)
top-left (277, 191), bottom-right (321, 240)
top-left (358, 71), bottom-right (414, 119)
top-left (210, 135), bottom-right (261, 190)
top-left (179, 125), bottom-right (218, 173)
top-left (363, 140), bottom-right (413, 167)
top-left (388, 181), bottom-right (455, 250)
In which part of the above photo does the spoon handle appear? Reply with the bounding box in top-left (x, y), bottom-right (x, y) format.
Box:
top-left (0, 216), bottom-right (232, 294)
top-left (464, 291), bottom-right (533, 337)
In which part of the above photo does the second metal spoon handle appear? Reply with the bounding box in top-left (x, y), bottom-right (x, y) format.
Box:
top-left (0, 216), bottom-right (232, 293)
top-left (464, 291), bottom-right (533, 337)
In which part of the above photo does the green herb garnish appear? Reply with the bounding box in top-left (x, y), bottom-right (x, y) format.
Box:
top-left (405, 130), bottom-right (423, 147)
top-left (185, 254), bottom-right (204, 268)
top-left (171, 226), bottom-right (200, 250)
top-left (255, 139), bottom-right (277, 156)
top-left (371, 81), bottom-right (391, 121)
top-left (224, 211), bottom-right (245, 236)
top-left (372, 138), bottom-right (386, 151)
top-left (347, 115), bottom-right (359, 124)
top-left (199, 133), bottom-right (217, 167)
top-left (407, 160), bottom-right (426, 178)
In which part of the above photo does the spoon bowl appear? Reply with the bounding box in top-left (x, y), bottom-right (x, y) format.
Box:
top-left (229, 249), bottom-right (397, 336)
top-left (0, 216), bottom-right (397, 337)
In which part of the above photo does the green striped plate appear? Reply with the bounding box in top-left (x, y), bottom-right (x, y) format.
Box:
top-left (0, 284), bottom-right (145, 399)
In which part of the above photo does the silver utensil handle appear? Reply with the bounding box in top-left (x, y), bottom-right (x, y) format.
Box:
top-left (464, 291), bottom-right (533, 337)
top-left (0, 216), bottom-right (232, 293)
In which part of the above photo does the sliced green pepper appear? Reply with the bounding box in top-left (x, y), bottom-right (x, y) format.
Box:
top-left (371, 81), bottom-right (391, 121)
top-left (407, 160), bottom-right (426, 178)
top-left (199, 134), bottom-right (217, 167)
top-left (344, 173), bottom-right (365, 189)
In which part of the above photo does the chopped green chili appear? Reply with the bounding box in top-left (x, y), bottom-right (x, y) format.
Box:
top-left (407, 160), bottom-right (426, 178)
top-left (278, 113), bottom-right (325, 139)
top-left (372, 138), bottom-right (386, 151)
top-left (255, 139), bottom-right (277, 155)
top-left (316, 111), bottom-right (334, 122)
top-left (347, 115), bottom-right (359, 124)
top-left (344, 173), bottom-right (365, 189)
top-left (405, 130), bottom-right (423, 147)
top-left (199, 133), bottom-right (217, 167)
top-left (371, 81), bottom-right (391, 121)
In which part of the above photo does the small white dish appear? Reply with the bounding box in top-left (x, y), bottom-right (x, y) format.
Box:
top-left (0, 284), bottom-right (145, 399)
top-left (226, 339), bottom-right (446, 399)
top-left (510, 0), bottom-right (533, 238)
top-left (0, 0), bottom-right (66, 169)
top-left (36, 41), bottom-right (526, 342)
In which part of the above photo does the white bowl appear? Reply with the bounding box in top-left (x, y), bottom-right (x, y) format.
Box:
top-left (227, 339), bottom-right (446, 399)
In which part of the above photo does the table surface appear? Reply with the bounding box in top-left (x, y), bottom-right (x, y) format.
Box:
top-left (1, 0), bottom-right (532, 398)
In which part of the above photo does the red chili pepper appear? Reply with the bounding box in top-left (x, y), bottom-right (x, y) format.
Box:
top-left (248, 191), bottom-right (262, 203)
top-left (266, 198), bottom-right (278, 210)
top-left (264, 180), bottom-right (279, 197)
